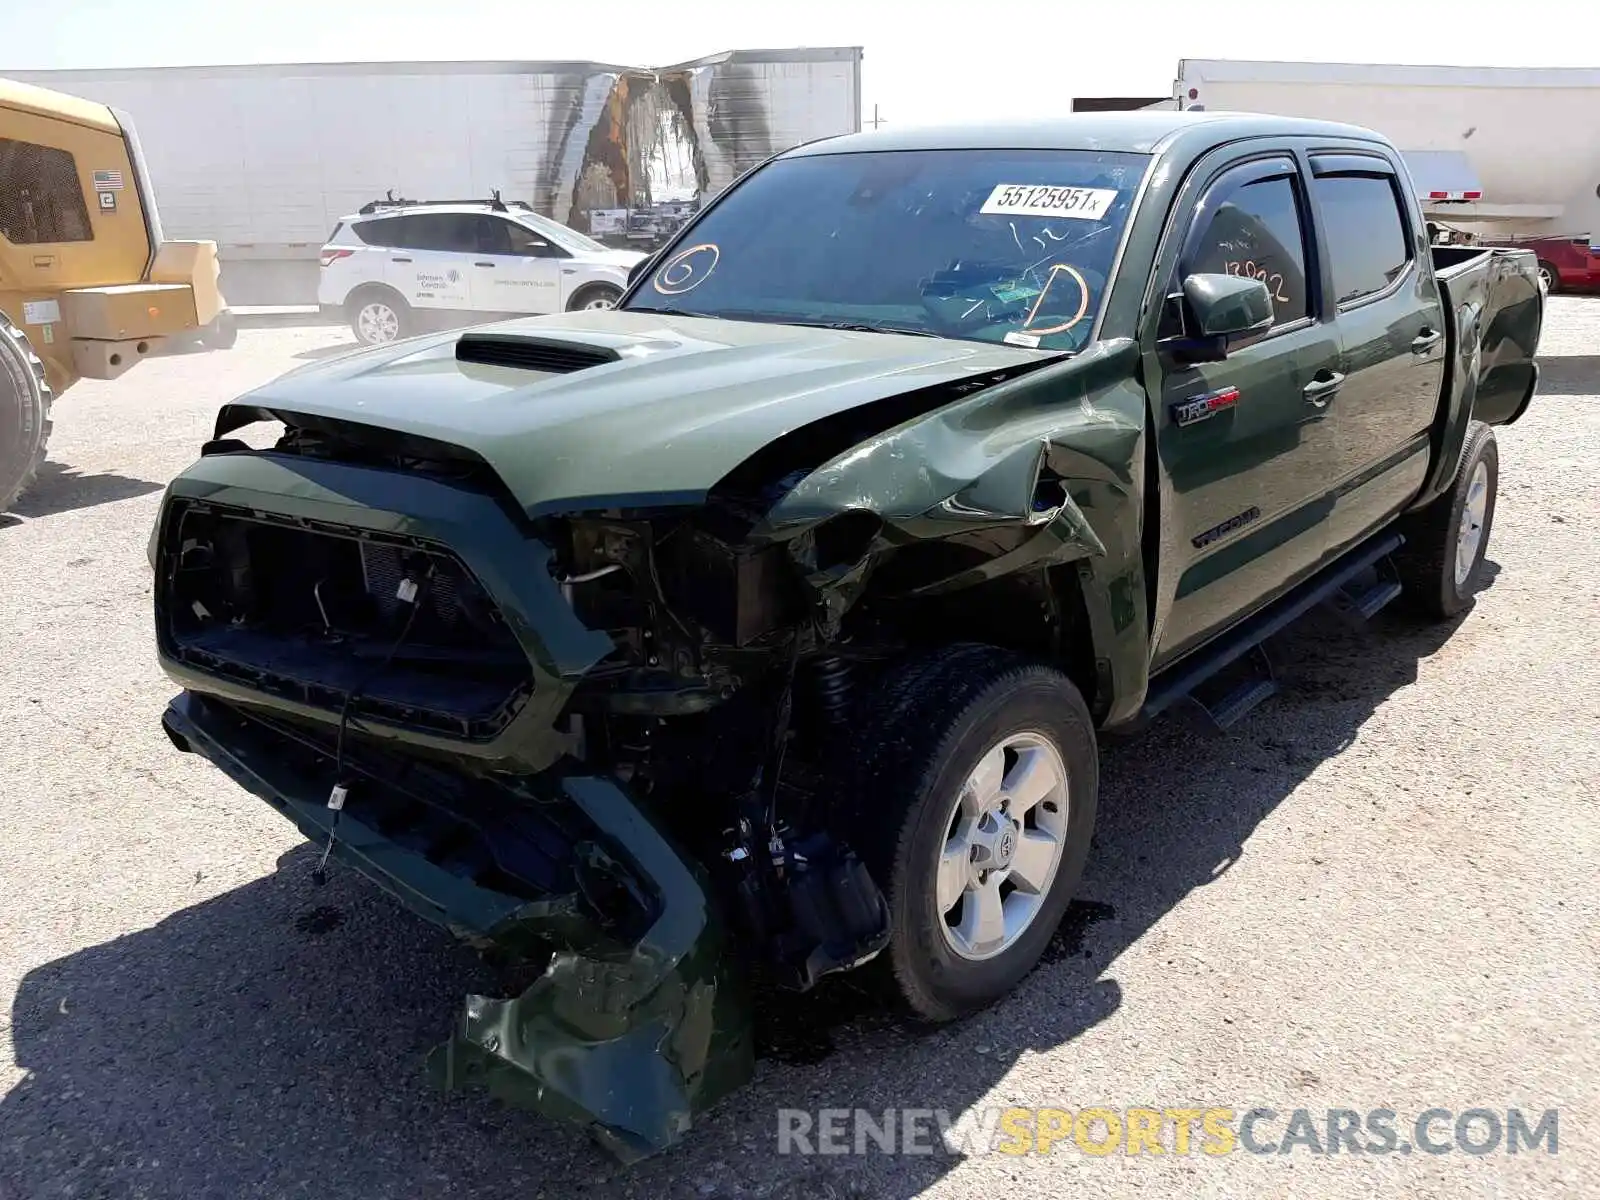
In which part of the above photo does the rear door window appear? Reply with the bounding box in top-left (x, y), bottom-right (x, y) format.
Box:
top-left (395, 213), bottom-right (479, 254)
top-left (1311, 172), bottom-right (1411, 305)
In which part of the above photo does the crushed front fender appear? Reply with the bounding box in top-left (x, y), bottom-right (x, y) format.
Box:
top-left (161, 691), bottom-right (754, 1161)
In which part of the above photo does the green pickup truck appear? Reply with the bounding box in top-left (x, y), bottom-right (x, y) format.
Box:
top-left (150, 112), bottom-right (1541, 1158)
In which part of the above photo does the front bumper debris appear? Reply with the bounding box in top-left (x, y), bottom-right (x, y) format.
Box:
top-left (161, 691), bottom-right (754, 1161)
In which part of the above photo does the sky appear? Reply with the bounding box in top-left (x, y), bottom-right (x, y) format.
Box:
top-left (3, 0), bottom-right (1593, 125)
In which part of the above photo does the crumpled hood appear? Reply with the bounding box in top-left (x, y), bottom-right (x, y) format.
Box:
top-left (230, 311), bottom-right (1056, 517)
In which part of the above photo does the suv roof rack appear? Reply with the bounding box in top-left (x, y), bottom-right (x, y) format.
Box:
top-left (357, 189), bottom-right (534, 215)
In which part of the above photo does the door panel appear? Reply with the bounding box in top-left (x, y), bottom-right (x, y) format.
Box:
top-left (1307, 161), bottom-right (1446, 555)
top-left (1149, 159), bottom-right (1343, 668)
top-left (390, 214), bottom-right (473, 313)
top-left (472, 217), bottom-right (563, 314)
top-left (1153, 323), bottom-right (1343, 664)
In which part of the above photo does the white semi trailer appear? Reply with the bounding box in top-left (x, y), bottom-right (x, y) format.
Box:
top-left (9, 48), bottom-right (863, 304)
top-left (1170, 59), bottom-right (1600, 240)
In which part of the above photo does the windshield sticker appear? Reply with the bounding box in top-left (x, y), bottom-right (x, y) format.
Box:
top-left (1020, 263), bottom-right (1091, 336)
top-left (653, 242), bottom-right (721, 295)
top-left (991, 282), bottom-right (1042, 304)
top-left (980, 185), bottom-right (1117, 221)
top-left (1003, 331), bottom-right (1042, 348)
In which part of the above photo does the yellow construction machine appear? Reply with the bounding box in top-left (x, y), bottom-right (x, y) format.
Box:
top-left (1, 76), bottom-right (233, 511)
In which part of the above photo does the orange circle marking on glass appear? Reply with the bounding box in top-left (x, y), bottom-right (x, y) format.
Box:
top-left (653, 243), bottom-right (721, 295)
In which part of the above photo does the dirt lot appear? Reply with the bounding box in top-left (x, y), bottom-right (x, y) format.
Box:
top-left (1, 304), bottom-right (1596, 1199)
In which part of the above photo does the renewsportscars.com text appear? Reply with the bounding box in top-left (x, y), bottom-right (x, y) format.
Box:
top-left (777, 1106), bottom-right (1559, 1158)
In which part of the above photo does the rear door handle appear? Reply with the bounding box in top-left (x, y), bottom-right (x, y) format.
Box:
top-left (391, 256), bottom-right (412, 263)
top-left (474, 261), bottom-right (495, 268)
top-left (1302, 370), bottom-right (1345, 406)
top-left (1412, 328), bottom-right (1443, 354)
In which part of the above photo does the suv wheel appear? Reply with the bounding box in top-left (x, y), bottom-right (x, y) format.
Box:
top-left (350, 290), bottom-right (409, 345)
top-left (567, 284), bottom-right (621, 312)
top-left (848, 645), bottom-right (1099, 1022)
top-left (1395, 421), bottom-right (1499, 619)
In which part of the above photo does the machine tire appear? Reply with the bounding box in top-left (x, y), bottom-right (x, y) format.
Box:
top-left (1536, 260), bottom-right (1561, 294)
top-left (200, 309), bottom-right (238, 350)
top-left (847, 644), bottom-right (1099, 1022)
top-left (1395, 421), bottom-right (1499, 619)
top-left (566, 283), bottom-right (622, 312)
top-left (0, 314), bottom-right (54, 514)
top-left (348, 287), bottom-right (410, 345)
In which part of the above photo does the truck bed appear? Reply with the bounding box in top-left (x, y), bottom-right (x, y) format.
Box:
top-left (1431, 245), bottom-right (1542, 430)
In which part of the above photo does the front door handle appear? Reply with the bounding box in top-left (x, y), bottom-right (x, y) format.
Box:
top-left (1411, 327), bottom-right (1443, 355)
top-left (391, 256), bottom-right (413, 263)
top-left (474, 261), bottom-right (495, 268)
top-left (1302, 370), bottom-right (1345, 407)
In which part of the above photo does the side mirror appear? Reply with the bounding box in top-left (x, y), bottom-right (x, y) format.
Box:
top-left (628, 252), bottom-right (658, 288)
top-left (1160, 272), bottom-right (1275, 363)
top-left (1185, 272), bottom-right (1274, 338)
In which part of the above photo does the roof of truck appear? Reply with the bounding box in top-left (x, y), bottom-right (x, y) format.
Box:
top-left (0, 76), bottom-right (120, 133)
top-left (789, 111), bottom-right (1389, 157)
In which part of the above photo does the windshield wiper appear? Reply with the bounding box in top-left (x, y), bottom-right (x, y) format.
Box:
top-left (633, 304), bottom-right (720, 319)
top-left (803, 320), bottom-right (944, 338)
top-left (631, 307), bottom-right (943, 338)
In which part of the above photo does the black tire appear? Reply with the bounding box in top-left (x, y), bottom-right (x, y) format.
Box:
top-left (1395, 421), bottom-right (1499, 619)
top-left (1536, 261), bottom-right (1560, 294)
top-left (199, 309), bottom-right (238, 351)
top-left (566, 283), bottom-right (622, 312)
top-left (848, 644), bottom-right (1099, 1022)
top-left (0, 315), bottom-right (53, 514)
top-left (347, 287), bottom-right (410, 345)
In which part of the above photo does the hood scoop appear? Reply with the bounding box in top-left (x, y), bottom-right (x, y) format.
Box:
top-left (455, 332), bottom-right (620, 374)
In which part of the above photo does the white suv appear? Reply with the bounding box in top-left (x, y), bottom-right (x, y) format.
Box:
top-left (318, 199), bottom-right (647, 345)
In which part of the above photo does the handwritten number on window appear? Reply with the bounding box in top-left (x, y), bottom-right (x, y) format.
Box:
top-left (1224, 260), bottom-right (1290, 305)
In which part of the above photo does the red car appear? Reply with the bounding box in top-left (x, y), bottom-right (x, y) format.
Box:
top-left (1484, 235), bottom-right (1600, 293)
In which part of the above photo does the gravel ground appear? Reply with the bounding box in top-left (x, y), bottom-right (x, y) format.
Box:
top-left (1, 303), bottom-right (1596, 1199)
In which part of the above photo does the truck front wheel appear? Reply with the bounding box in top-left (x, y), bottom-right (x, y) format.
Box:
top-left (848, 645), bottom-right (1099, 1022)
top-left (1396, 421), bottom-right (1499, 619)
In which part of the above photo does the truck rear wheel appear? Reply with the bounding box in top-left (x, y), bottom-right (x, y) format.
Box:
top-left (0, 315), bottom-right (53, 514)
top-left (848, 645), bottom-right (1098, 1022)
top-left (1395, 421), bottom-right (1499, 619)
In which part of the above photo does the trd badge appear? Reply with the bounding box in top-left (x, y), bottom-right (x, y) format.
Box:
top-left (1172, 386), bottom-right (1240, 427)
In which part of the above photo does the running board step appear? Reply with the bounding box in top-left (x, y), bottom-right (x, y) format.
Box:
top-left (1189, 645), bottom-right (1278, 731)
top-left (1343, 578), bottom-right (1403, 620)
top-left (1141, 530), bottom-right (1407, 726)
top-left (1326, 550), bottom-right (1405, 622)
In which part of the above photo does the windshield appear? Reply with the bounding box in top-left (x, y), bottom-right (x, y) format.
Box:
top-left (623, 147), bottom-right (1149, 351)
top-left (514, 211), bottom-right (608, 255)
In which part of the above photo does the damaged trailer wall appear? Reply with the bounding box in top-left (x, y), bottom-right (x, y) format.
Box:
top-left (10, 49), bottom-right (862, 304)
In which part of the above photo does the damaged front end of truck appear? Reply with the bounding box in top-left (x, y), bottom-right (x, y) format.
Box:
top-left (150, 318), bottom-right (1148, 1158)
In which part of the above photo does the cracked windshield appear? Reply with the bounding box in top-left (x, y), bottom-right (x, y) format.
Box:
top-left (628, 148), bottom-right (1148, 350)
